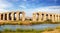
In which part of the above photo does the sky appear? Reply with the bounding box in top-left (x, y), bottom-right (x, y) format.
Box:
top-left (0, 0), bottom-right (60, 17)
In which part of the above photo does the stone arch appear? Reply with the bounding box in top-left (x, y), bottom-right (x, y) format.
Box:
top-left (9, 13), bottom-right (11, 20)
top-left (59, 15), bottom-right (60, 21)
top-left (5, 13), bottom-right (7, 20)
top-left (50, 14), bottom-right (52, 20)
top-left (56, 15), bottom-right (58, 21)
top-left (19, 12), bottom-right (23, 20)
top-left (0, 13), bottom-right (1, 20)
top-left (14, 12), bottom-right (16, 20)
top-left (1, 14), bottom-right (3, 20)
top-left (41, 13), bottom-right (44, 20)
top-left (46, 14), bottom-right (48, 20)
top-left (36, 13), bottom-right (39, 21)
top-left (21, 12), bottom-right (25, 21)
top-left (15, 11), bottom-right (25, 21)
top-left (32, 13), bottom-right (37, 21)
top-left (54, 15), bottom-right (55, 21)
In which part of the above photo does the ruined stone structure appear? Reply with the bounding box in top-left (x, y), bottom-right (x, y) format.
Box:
top-left (0, 11), bottom-right (60, 22)
top-left (0, 11), bottom-right (25, 21)
top-left (32, 12), bottom-right (60, 22)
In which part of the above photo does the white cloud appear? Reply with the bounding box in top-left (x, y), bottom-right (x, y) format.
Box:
top-left (35, 6), bottom-right (60, 14)
top-left (19, 5), bottom-right (26, 9)
top-left (0, 9), bottom-right (10, 13)
top-left (25, 6), bottom-right (60, 17)
top-left (29, 6), bottom-right (60, 13)
top-left (0, 0), bottom-right (13, 12)
top-left (0, 0), bottom-right (13, 8)
top-left (0, 3), bottom-right (13, 9)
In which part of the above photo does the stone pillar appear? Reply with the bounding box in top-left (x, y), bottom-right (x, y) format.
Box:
top-left (59, 15), bottom-right (60, 21)
top-left (22, 12), bottom-right (25, 21)
top-left (0, 13), bottom-right (1, 20)
top-left (48, 14), bottom-right (50, 20)
top-left (57, 14), bottom-right (59, 22)
top-left (7, 13), bottom-right (9, 20)
top-left (56, 15), bottom-right (58, 22)
top-left (55, 14), bottom-right (57, 22)
top-left (16, 12), bottom-right (20, 21)
top-left (11, 12), bottom-right (14, 21)
top-left (3, 13), bottom-right (5, 20)
top-left (32, 13), bottom-right (37, 21)
top-left (38, 12), bottom-right (42, 22)
top-left (43, 13), bottom-right (46, 21)
top-left (52, 14), bottom-right (54, 22)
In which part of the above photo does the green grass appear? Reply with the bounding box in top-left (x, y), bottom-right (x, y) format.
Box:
top-left (1, 28), bottom-right (43, 33)
top-left (56, 26), bottom-right (60, 29)
top-left (0, 26), bottom-right (60, 33)
top-left (1, 31), bottom-right (42, 33)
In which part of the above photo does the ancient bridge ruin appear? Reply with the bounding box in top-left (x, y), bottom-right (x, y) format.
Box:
top-left (0, 11), bottom-right (25, 21)
top-left (32, 12), bottom-right (60, 22)
top-left (0, 11), bottom-right (60, 22)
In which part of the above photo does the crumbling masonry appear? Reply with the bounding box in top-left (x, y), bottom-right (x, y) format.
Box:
top-left (32, 12), bottom-right (60, 22)
top-left (0, 11), bottom-right (25, 21)
top-left (0, 11), bottom-right (60, 22)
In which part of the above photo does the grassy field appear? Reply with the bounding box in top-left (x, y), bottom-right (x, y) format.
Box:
top-left (0, 26), bottom-right (60, 33)
top-left (0, 20), bottom-right (60, 25)
top-left (2, 32), bottom-right (41, 33)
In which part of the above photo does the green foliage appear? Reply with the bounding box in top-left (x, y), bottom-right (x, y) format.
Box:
top-left (3, 28), bottom-right (44, 32)
top-left (56, 26), bottom-right (60, 29)
top-left (0, 30), bottom-right (2, 33)
top-left (20, 23), bottom-right (23, 25)
top-left (16, 28), bottom-right (36, 32)
top-left (16, 28), bottom-right (20, 32)
top-left (45, 19), bottom-right (52, 22)
top-left (16, 28), bottom-right (25, 32)
top-left (44, 27), bottom-right (54, 31)
top-left (4, 28), bottom-right (14, 32)
top-left (2, 27), bottom-right (60, 33)
top-left (44, 19), bottom-right (52, 23)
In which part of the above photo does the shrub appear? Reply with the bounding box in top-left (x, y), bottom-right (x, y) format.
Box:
top-left (4, 28), bottom-right (14, 32)
top-left (0, 30), bottom-right (2, 33)
top-left (56, 26), bottom-right (60, 29)
top-left (44, 19), bottom-right (52, 23)
top-left (16, 28), bottom-right (21, 32)
top-left (44, 27), bottom-right (54, 31)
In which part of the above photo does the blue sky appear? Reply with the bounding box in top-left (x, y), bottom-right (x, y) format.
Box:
top-left (0, 0), bottom-right (60, 17)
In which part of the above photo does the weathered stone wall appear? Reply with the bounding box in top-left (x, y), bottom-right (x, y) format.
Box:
top-left (32, 12), bottom-right (60, 22)
top-left (0, 11), bottom-right (25, 21)
top-left (0, 11), bottom-right (60, 22)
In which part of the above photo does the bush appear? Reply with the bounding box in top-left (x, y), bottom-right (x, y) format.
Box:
top-left (16, 28), bottom-right (37, 32)
top-left (4, 28), bottom-right (14, 32)
top-left (44, 19), bottom-right (52, 23)
top-left (56, 26), bottom-right (60, 29)
top-left (44, 27), bottom-right (54, 31)
top-left (16, 28), bottom-right (21, 32)
top-left (0, 30), bottom-right (2, 33)
top-left (20, 23), bottom-right (23, 25)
